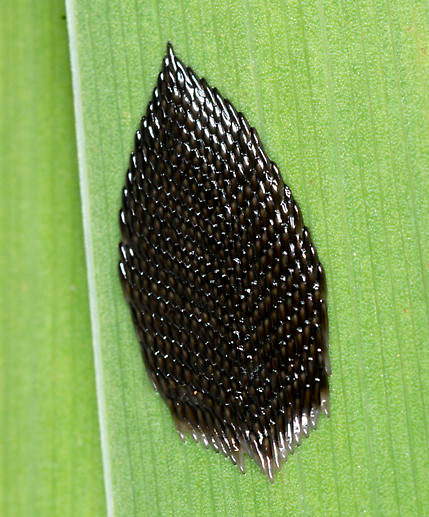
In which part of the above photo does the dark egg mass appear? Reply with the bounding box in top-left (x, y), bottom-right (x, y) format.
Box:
top-left (119, 43), bottom-right (330, 480)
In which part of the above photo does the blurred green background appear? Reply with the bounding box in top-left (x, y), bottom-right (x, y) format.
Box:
top-left (2, 0), bottom-right (429, 516)
top-left (0, 1), bottom-right (105, 516)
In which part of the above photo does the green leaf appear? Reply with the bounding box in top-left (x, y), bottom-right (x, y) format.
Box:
top-left (0, 1), bottom-right (105, 516)
top-left (67, 0), bottom-right (429, 515)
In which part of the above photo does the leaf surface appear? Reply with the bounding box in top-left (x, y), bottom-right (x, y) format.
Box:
top-left (67, 0), bottom-right (429, 515)
top-left (0, 1), bottom-right (106, 515)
